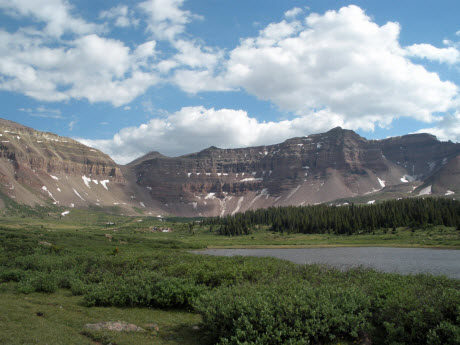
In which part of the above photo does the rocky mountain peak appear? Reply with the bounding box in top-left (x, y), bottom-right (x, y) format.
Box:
top-left (1, 118), bottom-right (459, 217)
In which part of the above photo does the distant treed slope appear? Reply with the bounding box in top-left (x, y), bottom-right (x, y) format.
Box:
top-left (202, 198), bottom-right (460, 236)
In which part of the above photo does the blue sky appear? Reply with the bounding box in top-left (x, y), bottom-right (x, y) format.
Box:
top-left (0, 0), bottom-right (459, 163)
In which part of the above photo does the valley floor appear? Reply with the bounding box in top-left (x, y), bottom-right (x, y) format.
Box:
top-left (1, 209), bottom-right (459, 344)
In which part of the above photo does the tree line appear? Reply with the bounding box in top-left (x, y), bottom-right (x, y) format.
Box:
top-left (201, 198), bottom-right (460, 236)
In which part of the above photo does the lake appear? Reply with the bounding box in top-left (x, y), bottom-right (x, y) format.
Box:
top-left (193, 247), bottom-right (460, 279)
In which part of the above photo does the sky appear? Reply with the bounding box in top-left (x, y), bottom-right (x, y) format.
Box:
top-left (1, 0), bottom-right (460, 164)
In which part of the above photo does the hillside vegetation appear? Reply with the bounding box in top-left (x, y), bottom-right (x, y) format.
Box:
top-left (202, 198), bottom-right (460, 236)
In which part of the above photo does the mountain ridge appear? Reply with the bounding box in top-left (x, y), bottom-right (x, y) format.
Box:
top-left (1, 118), bottom-right (459, 217)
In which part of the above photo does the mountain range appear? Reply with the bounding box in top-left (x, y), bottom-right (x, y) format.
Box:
top-left (0, 118), bottom-right (458, 217)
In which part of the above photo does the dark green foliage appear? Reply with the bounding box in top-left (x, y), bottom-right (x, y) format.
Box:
top-left (203, 198), bottom-right (460, 236)
top-left (84, 273), bottom-right (204, 309)
top-left (17, 272), bottom-right (59, 293)
top-left (194, 270), bottom-right (460, 345)
top-left (194, 283), bottom-right (371, 345)
top-left (0, 269), bottom-right (24, 283)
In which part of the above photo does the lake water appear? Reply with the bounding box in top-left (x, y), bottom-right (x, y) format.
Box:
top-left (193, 247), bottom-right (460, 279)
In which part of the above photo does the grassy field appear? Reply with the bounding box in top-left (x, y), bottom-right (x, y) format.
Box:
top-left (1, 206), bottom-right (459, 344)
top-left (0, 289), bottom-right (202, 345)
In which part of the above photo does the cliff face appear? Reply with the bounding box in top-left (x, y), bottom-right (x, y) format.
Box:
top-left (1, 119), bottom-right (459, 217)
top-left (129, 127), bottom-right (460, 216)
top-left (0, 119), bottom-right (158, 213)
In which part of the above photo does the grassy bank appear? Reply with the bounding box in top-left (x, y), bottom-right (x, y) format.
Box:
top-left (0, 211), bottom-right (459, 344)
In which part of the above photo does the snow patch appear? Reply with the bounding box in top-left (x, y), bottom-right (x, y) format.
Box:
top-left (82, 175), bottom-right (92, 188)
top-left (61, 211), bottom-right (70, 216)
top-left (247, 189), bottom-right (269, 209)
top-left (418, 185), bottom-right (432, 196)
top-left (57, 188), bottom-right (61, 192)
top-left (100, 180), bottom-right (109, 190)
top-left (317, 143), bottom-right (322, 149)
top-left (445, 190), bottom-right (455, 196)
top-left (73, 188), bottom-right (85, 201)
top-left (42, 186), bottom-right (58, 203)
top-left (286, 185), bottom-right (301, 200)
top-left (70, 203), bottom-right (74, 208)
top-left (50, 175), bottom-right (59, 180)
top-left (240, 177), bottom-right (263, 182)
top-left (219, 197), bottom-right (231, 217)
top-left (401, 175), bottom-right (415, 183)
top-left (205, 192), bottom-right (216, 200)
top-left (367, 200), bottom-right (375, 204)
top-left (146, 186), bottom-right (152, 190)
top-left (92, 180), bottom-right (99, 185)
top-left (377, 178), bottom-right (385, 188)
top-left (187, 173), bottom-right (192, 177)
top-left (232, 197), bottom-right (245, 215)
top-left (140, 202), bottom-right (146, 208)
top-left (442, 158), bottom-right (448, 165)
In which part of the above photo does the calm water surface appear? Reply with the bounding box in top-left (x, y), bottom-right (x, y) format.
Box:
top-left (193, 247), bottom-right (460, 279)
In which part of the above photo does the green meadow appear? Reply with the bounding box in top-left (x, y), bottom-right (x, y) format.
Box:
top-left (0, 202), bottom-right (459, 344)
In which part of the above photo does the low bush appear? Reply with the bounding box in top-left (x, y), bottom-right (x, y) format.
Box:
top-left (17, 272), bottom-right (59, 294)
top-left (194, 282), bottom-right (371, 345)
top-left (0, 268), bottom-right (25, 283)
top-left (84, 272), bottom-right (205, 309)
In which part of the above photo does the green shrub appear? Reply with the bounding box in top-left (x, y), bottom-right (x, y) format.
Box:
top-left (17, 272), bottom-right (59, 294)
top-left (0, 268), bottom-right (25, 282)
top-left (371, 286), bottom-right (460, 345)
top-left (84, 273), bottom-right (205, 309)
top-left (69, 278), bottom-right (88, 296)
top-left (194, 282), bottom-right (371, 345)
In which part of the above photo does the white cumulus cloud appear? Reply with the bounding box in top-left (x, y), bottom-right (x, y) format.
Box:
top-left (221, 5), bottom-right (458, 131)
top-left (405, 43), bottom-right (460, 64)
top-left (0, 31), bottom-right (159, 106)
top-left (138, 0), bottom-right (201, 41)
top-left (78, 106), bottom-right (345, 164)
top-left (0, 0), bottom-right (101, 37)
top-left (284, 7), bottom-right (303, 19)
top-left (99, 5), bottom-right (139, 28)
top-left (417, 112), bottom-right (460, 143)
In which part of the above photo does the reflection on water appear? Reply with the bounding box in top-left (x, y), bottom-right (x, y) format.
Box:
top-left (193, 247), bottom-right (460, 279)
